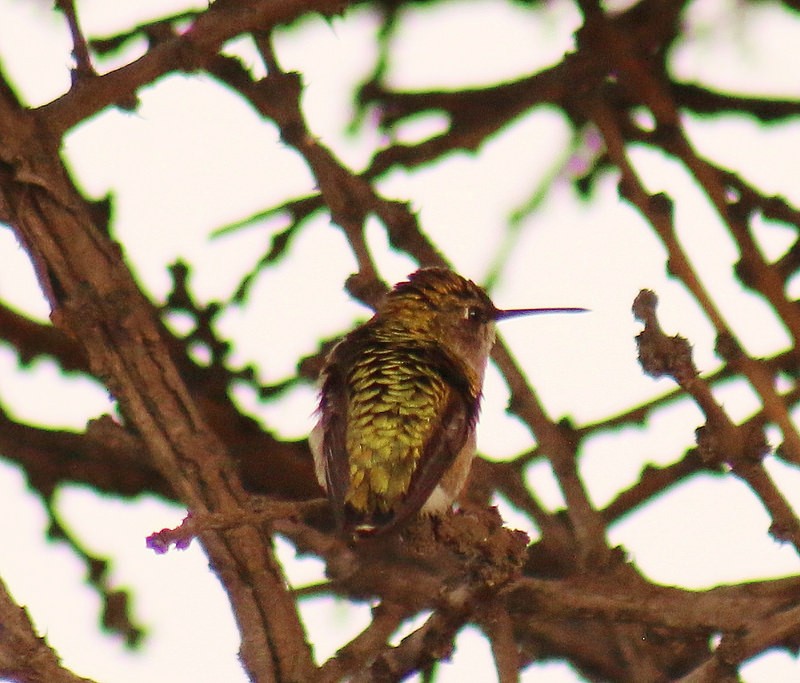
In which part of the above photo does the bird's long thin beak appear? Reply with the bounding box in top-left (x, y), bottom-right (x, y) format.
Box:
top-left (494, 306), bottom-right (588, 321)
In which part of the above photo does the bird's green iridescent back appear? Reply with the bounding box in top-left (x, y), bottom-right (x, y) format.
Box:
top-left (344, 343), bottom-right (449, 514)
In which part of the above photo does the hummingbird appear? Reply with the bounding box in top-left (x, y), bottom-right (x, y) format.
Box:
top-left (310, 268), bottom-right (584, 535)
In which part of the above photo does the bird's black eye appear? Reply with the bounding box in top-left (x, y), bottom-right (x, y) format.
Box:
top-left (464, 306), bottom-right (481, 322)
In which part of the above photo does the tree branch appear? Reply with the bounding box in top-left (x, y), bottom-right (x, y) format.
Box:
top-left (0, 82), bottom-right (314, 682)
top-left (0, 575), bottom-right (97, 683)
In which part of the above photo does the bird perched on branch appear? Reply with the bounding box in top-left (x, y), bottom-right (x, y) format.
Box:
top-left (310, 267), bottom-right (584, 535)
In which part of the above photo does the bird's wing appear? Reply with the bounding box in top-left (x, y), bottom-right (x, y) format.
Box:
top-left (316, 345), bottom-right (353, 530)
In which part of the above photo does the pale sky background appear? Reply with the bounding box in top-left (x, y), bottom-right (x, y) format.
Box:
top-left (1, 0), bottom-right (800, 681)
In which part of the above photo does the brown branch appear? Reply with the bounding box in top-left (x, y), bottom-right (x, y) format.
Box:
top-left (602, 381), bottom-right (800, 523)
top-left (505, 573), bottom-right (800, 636)
top-left (360, 0), bottom-right (687, 177)
top-left (677, 602), bottom-right (800, 682)
top-left (351, 601), bottom-right (469, 682)
top-left (494, 339), bottom-right (611, 568)
top-left (479, 602), bottom-right (520, 683)
top-left (634, 290), bottom-right (800, 550)
top-left (39, 0), bottom-right (359, 135)
top-left (579, 4), bottom-right (800, 477)
top-left (44, 498), bottom-right (145, 647)
top-left (0, 90), bottom-right (313, 683)
top-left (0, 394), bottom-right (319, 507)
top-left (668, 141), bottom-right (800, 347)
top-left (0, 301), bottom-right (88, 372)
top-left (54, 0), bottom-right (96, 80)
top-left (0, 575), bottom-right (97, 683)
top-left (315, 601), bottom-right (410, 683)
top-left (204, 46), bottom-right (444, 282)
top-left (0, 410), bottom-right (169, 499)
top-left (674, 82), bottom-right (800, 122)
top-left (0, 262), bottom-right (321, 507)
top-left (146, 498), bottom-right (327, 553)
top-left (361, 63), bottom-right (581, 176)
top-left (601, 450), bottom-right (709, 522)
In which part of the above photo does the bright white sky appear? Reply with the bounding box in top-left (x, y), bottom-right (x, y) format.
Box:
top-left (0, 0), bottom-right (799, 681)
